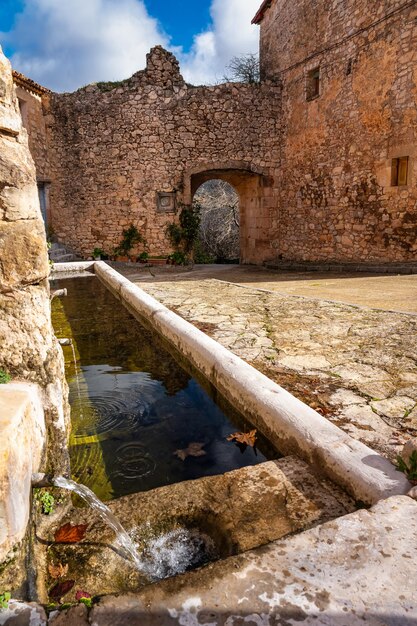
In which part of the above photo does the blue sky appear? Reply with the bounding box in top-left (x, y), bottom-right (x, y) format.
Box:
top-left (0, 0), bottom-right (260, 92)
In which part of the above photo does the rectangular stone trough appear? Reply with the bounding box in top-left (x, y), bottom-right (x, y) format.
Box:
top-left (52, 261), bottom-right (412, 504)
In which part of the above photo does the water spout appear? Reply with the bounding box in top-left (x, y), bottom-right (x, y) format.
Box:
top-left (51, 476), bottom-right (143, 570)
top-left (50, 288), bottom-right (68, 301)
top-left (58, 338), bottom-right (72, 346)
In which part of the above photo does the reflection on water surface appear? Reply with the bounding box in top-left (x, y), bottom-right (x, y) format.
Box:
top-left (51, 275), bottom-right (273, 500)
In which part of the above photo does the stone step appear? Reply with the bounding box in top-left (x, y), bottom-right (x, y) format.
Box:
top-left (50, 253), bottom-right (78, 262)
top-left (265, 260), bottom-right (417, 275)
top-left (48, 241), bottom-right (82, 262)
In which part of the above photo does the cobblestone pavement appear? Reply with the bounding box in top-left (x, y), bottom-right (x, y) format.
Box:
top-left (117, 264), bottom-right (417, 462)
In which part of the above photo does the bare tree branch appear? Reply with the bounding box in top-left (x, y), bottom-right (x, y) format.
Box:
top-left (194, 180), bottom-right (240, 261)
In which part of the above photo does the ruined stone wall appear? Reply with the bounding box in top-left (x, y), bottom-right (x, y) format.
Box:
top-left (44, 47), bottom-right (282, 264)
top-left (0, 47), bottom-right (69, 475)
top-left (261, 0), bottom-right (417, 262)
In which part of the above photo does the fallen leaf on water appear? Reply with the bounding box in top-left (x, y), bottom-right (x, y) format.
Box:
top-left (54, 523), bottom-right (88, 543)
top-left (227, 429), bottom-right (257, 448)
top-left (49, 580), bottom-right (75, 601)
top-left (48, 562), bottom-right (69, 579)
top-left (174, 442), bottom-right (207, 461)
top-left (75, 590), bottom-right (92, 601)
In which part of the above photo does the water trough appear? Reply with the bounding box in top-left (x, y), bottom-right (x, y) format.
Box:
top-left (52, 261), bottom-right (410, 505)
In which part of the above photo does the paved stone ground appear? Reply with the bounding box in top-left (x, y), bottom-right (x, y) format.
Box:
top-left (117, 264), bottom-right (417, 462)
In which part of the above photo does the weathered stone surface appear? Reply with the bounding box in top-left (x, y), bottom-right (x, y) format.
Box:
top-left (48, 604), bottom-right (88, 626)
top-left (118, 264), bottom-right (417, 463)
top-left (0, 220), bottom-right (48, 290)
top-left (0, 44), bottom-right (69, 574)
top-left (0, 383), bottom-right (45, 563)
top-left (401, 438), bottom-right (417, 467)
top-left (34, 458), bottom-right (354, 602)
top-left (89, 496), bottom-right (417, 625)
top-left (0, 601), bottom-right (47, 626)
top-left (260, 0), bottom-right (417, 264)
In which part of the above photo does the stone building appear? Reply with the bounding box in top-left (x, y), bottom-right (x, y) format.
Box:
top-left (11, 0), bottom-right (417, 265)
top-left (253, 0), bottom-right (417, 263)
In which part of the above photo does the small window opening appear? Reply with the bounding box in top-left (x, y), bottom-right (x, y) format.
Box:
top-left (391, 157), bottom-right (409, 187)
top-left (307, 67), bottom-right (320, 101)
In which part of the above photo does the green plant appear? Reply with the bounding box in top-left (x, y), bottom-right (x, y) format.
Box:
top-left (165, 203), bottom-right (201, 258)
top-left (92, 247), bottom-right (104, 259)
top-left (34, 490), bottom-right (55, 515)
top-left (0, 592), bottom-right (11, 609)
top-left (114, 225), bottom-right (146, 256)
top-left (397, 450), bottom-right (417, 483)
top-left (168, 251), bottom-right (188, 265)
top-left (165, 222), bottom-right (183, 248)
top-left (137, 251), bottom-right (149, 262)
top-left (0, 370), bottom-right (11, 384)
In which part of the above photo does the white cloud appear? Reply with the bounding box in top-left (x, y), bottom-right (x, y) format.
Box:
top-left (0, 0), bottom-right (260, 91)
top-left (2, 0), bottom-right (168, 92)
top-left (180, 0), bottom-right (261, 85)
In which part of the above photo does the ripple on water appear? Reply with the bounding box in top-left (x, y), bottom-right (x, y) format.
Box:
top-left (111, 442), bottom-right (157, 481)
top-left (70, 387), bottom-right (153, 437)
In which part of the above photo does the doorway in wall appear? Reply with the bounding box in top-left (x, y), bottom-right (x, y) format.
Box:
top-left (194, 179), bottom-right (240, 263)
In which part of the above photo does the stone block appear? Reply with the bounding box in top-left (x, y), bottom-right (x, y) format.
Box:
top-left (0, 219), bottom-right (48, 290)
top-left (0, 382), bottom-right (45, 563)
top-left (33, 457), bottom-right (354, 601)
top-left (90, 496), bottom-right (417, 625)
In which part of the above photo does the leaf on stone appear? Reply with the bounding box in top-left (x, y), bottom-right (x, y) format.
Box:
top-left (49, 580), bottom-right (75, 601)
top-left (226, 429), bottom-right (257, 448)
top-left (54, 523), bottom-right (88, 543)
top-left (75, 590), bottom-right (92, 601)
top-left (174, 442), bottom-right (207, 461)
top-left (48, 562), bottom-right (69, 579)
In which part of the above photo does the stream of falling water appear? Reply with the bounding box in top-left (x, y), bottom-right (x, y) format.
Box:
top-left (52, 476), bottom-right (218, 580)
top-left (52, 476), bottom-right (143, 569)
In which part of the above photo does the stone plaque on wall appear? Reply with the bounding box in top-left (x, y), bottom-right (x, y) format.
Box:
top-left (157, 191), bottom-right (176, 213)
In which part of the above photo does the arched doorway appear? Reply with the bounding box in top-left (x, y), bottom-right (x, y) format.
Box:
top-left (185, 162), bottom-right (271, 265)
top-left (194, 179), bottom-right (240, 263)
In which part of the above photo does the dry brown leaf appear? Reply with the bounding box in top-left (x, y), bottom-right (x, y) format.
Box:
top-left (226, 429), bottom-right (257, 447)
top-left (48, 562), bottom-right (69, 579)
top-left (54, 523), bottom-right (88, 544)
top-left (49, 580), bottom-right (75, 601)
top-left (174, 442), bottom-right (207, 461)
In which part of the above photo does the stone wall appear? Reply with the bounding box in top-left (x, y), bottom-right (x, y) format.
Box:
top-left (0, 46), bottom-right (69, 481)
top-left (44, 47), bottom-right (282, 264)
top-left (16, 2), bottom-right (417, 266)
top-left (14, 78), bottom-right (51, 184)
top-left (259, 0), bottom-right (417, 262)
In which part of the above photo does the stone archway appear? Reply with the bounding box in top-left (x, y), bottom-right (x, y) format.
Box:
top-left (184, 162), bottom-right (272, 265)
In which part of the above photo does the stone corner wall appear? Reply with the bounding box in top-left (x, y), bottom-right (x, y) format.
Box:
top-left (0, 45), bottom-right (70, 564)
